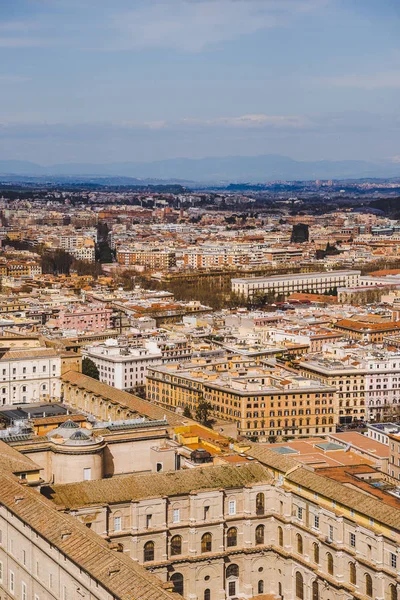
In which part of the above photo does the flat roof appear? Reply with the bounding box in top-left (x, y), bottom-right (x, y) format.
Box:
top-left (232, 270), bottom-right (360, 284)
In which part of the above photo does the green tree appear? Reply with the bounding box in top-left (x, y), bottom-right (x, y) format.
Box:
top-left (195, 399), bottom-right (213, 427)
top-left (82, 357), bottom-right (100, 380)
top-left (183, 405), bottom-right (192, 418)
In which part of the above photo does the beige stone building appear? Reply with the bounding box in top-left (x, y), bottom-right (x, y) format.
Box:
top-left (146, 360), bottom-right (337, 439)
top-left (42, 449), bottom-right (400, 600)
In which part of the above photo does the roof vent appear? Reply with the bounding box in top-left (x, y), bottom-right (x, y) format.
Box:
top-left (60, 420), bottom-right (79, 429)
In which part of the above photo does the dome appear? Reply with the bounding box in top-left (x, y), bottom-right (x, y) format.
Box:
top-left (60, 419), bottom-right (79, 429)
top-left (69, 430), bottom-right (90, 441)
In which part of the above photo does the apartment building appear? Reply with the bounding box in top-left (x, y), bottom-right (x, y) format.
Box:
top-left (117, 248), bottom-right (176, 270)
top-left (232, 270), bottom-right (361, 299)
top-left (299, 356), bottom-right (366, 424)
top-left (51, 304), bottom-right (113, 333)
top-left (334, 318), bottom-right (400, 342)
top-left (83, 339), bottom-right (163, 390)
top-left (147, 360), bottom-right (337, 439)
top-left (42, 447), bottom-right (400, 600)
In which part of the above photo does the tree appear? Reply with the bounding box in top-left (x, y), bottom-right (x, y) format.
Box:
top-left (195, 398), bottom-right (213, 427)
top-left (183, 405), bottom-right (192, 418)
top-left (82, 357), bottom-right (100, 380)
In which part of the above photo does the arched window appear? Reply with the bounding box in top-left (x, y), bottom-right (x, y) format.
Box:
top-left (256, 492), bottom-right (265, 515)
top-left (365, 573), bottom-right (373, 598)
top-left (258, 580), bottom-right (264, 594)
top-left (143, 541), bottom-right (154, 562)
top-left (312, 580), bottom-right (319, 600)
top-left (201, 532), bottom-right (212, 553)
top-left (170, 573), bottom-right (184, 596)
top-left (313, 543), bottom-right (319, 564)
top-left (204, 590), bottom-right (211, 600)
top-left (170, 535), bottom-right (182, 556)
top-left (226, 564), bottom-right (239, 579)
top-left (389, 584), bottom-right (398, 600)
top-left (349, 562), bottom-right (356, 585)
top-left (295, 572), bottom-right (304, 600)
top-left (327, 552), bottom-right (334, 575)
top-left (296, 533), bottom-right (303, 554)
top-left (278, 526), bottom-right (283, 547)
top-left (255, 524), bottom-right (265, 545)
top-left (227, 527), bottom-right (238, 548)
top-left (226, 563), bottom-right (239, 597)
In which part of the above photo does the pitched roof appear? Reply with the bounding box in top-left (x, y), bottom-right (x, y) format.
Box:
top-left (0, 439), bottom-right (41, 474)
top-left (247, 445), bottom-right (400, 533)
top-left (62, 371), bottom-right (187, 426)
top-left (0, 472), bottom-right (180, 600)
top-left (43, 463), bottom-right (272, 509)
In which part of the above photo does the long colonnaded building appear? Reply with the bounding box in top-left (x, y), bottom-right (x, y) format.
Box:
top-left (231, 270), bottom-right (361, 299)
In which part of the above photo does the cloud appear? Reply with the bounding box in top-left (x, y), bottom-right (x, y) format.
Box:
top-left (112, 0), bottom-right (329, 51)
top-left (0, 75), bottom-right (31, 84)
top-left (319, 71), bottom-right (400, 89)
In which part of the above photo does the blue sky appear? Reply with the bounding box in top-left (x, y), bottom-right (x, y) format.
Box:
top-left (0, 0), bottom-right (399, 164)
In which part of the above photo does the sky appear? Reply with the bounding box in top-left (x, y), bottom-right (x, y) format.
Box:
top-left (0, 0), bottom-right (400, 165)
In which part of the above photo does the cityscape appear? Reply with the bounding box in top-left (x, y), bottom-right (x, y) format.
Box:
top-left (1, 1), bottom-right (400, 600)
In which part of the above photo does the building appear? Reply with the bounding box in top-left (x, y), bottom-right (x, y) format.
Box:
top-left (232, 270), bottom-right (360, 299)
top-left (49, 303), bottom-right (113, 333)
top-left (117, 248), bottom-right (176, 270)
top-left (83, 338), bottom-right (163, 390)
top-left (40, 445), bottom-right (400, 600)
top-left (299, 356), bottom-right (366, 424)
top-left (147, 360), bottom-right (337, 439)
top-left (0, 348), bottom-right (64, 405)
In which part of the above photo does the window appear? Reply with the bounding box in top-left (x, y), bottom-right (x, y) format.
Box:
top-left (170, 573), bottom-right (184, 596)
top-left (114, 516), bottom-right (122, 532)
top-left (313, 543), bottom-right (320, 564)
top-left (327, 553), bottom-right (334, 575)
top-left (389, 584), bottom-right (398, 600)
top-left (328, 525), bottom-right (334, 542)
top-left (204, 590), bottom-right (211, 600)
top-left (173, 509), bottom-right (180, 523)
top-left (144, 541), bottom-right (155, 562)
top-left (297, 506), bottom-right (303, 520)
top-left (314, 515), bottom-right (319, 529)
top-left (255, 524), bottom-right (265, 545)
top-left (391, 552), bottom-right (397, 569)
top-left (146, 514), bottom-right (152, 529)
top-left (22, 582), bottom-right (27, 600)
top-left (228, 500), bottom-right (236, 516)
top-left (63, 587), bottom-right (68, 600)
top-left (156, 462), bottom-right (163, 472)
top-left (312, 580), bottom-right (319, 600)
top-left (296, 533), bottom-right (303, 554)
top-left (226, 564), bottom-right (239, 579)
top-left (278, 526), bottom-right (283, 547)
top-left (258, 580), bottom-right (264, 594)
top-left (203, 506), bottom-right (210, 520)
top-left (295, 572), bottom-right (304, 600)
top-left (349, 562), bottom-right (356, 585)
top-left (256, 492), bottom-right (265, 515)
top-left (9, 570), bottom-right (15, 594)
top-left (170, 535), bottom-right (182, 556)
top-left (83, 468), bottom-right (91, 481)
top-left (227, 527), bottom-right (237, 548)
top-left (350, 532), bottom-right (356, 548)
top-left (201, 533), bottom-right (212, 553)
top-left (365, 573), bottom-right (373, 598)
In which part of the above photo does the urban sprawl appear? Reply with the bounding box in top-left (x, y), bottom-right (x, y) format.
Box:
top-left (2, 185), bottom-right (400, 600)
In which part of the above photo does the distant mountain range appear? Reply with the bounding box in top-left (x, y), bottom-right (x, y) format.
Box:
top-left (0, 155), bottom-right (399, 183)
